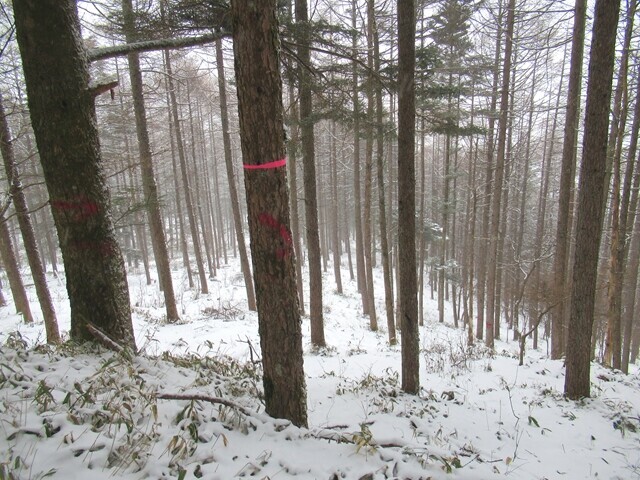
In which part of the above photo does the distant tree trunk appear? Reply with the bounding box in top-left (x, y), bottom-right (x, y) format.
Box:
top-left (476, 2), bottom-right (503, 341)
top-left (215, 39), bottom-right (256, 311)
top-left (565, 0), bottom-right (621, 399)
top-left (231, 0), bottom-right (307, 427)
top-left (186, 92), bottom-right (216, 280)
top-left (373, 10), bottom-right (395, 345)
top-left (604, 0), bottom-right (637, 370)
top-left (0, 93), bottom-right (59, 342)
top-left (164, 50), bottom-right (209, 294)
top-left (0, 215), bottom-right (34, 324)
top-left (296, 0), bottom-right (325, 347)
top-left (551, 0), bottom-right (587, 360)
top-left (286, 83), bottom-right (306, 314)
top-left (165, 86), bottom-right (193, 289)
top-left (330, 121), bottom-right (343, 294)
top-left (621, 64), bottom-right (640, 373)
top-left (13, 0), bottom-right (135, 349)
top-left (122, 0), bottom-right (179, 322)
top-left (363, 0), bottom-right (377, 331)
top-left (485, 0), bottom-right (514, 350)
top-left (398, 0), bottom-right (419, 394)
top-left (352, 0), bottom-right (368, 315)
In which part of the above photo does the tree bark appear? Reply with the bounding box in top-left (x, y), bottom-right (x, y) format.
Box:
top-left (565, 0), bottom-right (621, 399)
top-left (398, 0), bottom-right (419, 394)
top-left (231, 0), bottom-right (307, 427)
top-left (13, 0), bottom-right (135, 349)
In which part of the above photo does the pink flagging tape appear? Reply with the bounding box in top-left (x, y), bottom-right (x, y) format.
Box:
top-left (243, 158), bottom-right (287, 170)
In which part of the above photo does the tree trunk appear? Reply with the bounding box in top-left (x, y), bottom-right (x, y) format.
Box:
top-left (551, 0), bottom-right (587, 360)
top-left (215, 39), bottom-right (256, 311)
top-left (604, 1), bottom-right (637, 370)
top-left (485, 0), bottom-right (515, 350)
top-left (565, 0), bottom-right (621, 399)
top-left (13, 0), bottom-right (135, 349)
top-left (476, 2), bottom-right (503, 340)
top-left (287, 83), bottom-right (306, 314)
top-left (373, 9), bottom-right (395, 345)
top-left (231, 0), bottom-right (307, 426)
top-left (0, 215), bottom-right (34, 323)
top-left (0, 93), bottom-right (59, 342)
top-left (165, 85), bottom-right (193, 289)
top-left (122, 0), bottom-right (179, 322)
top-left (296, 0), bottom-right (325, 347)
top-left (363, 0), bottom-right (377, 331)
top-left (352, 0), bottom-right (368, 315)
top-left (330, 121), bottom-right (343, 294)
top-left (398, 0), bottom-right (419, 394)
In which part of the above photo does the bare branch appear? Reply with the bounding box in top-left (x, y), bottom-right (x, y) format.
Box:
top-left (87, 31), bottom-right (229, 62)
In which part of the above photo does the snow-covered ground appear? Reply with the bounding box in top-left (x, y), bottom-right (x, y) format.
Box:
top-left (1, 256), bottom-right (639, 479)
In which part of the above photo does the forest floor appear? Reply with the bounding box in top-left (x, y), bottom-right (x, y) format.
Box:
top-left (0, 256), bottom-right (639, 480)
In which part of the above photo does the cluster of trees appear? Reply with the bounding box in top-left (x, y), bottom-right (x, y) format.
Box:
top-left (0, 0), bottom-right (638, 425)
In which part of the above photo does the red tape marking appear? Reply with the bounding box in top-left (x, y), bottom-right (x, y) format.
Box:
top-left (243, 158), bottom-right (287, 170)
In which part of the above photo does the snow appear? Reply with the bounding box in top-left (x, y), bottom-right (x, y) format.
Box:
top-left (1, 257), bottom-right (639, 479)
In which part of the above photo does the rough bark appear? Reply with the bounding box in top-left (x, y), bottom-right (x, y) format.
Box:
top-left (13, 0), bottom-right (135, 349)
top-left (398, 0), bottom-right (419, 394)
top-left (231, 0), bottom-right (307, 426)
top-left (565, 0), bottom-right (620, 399)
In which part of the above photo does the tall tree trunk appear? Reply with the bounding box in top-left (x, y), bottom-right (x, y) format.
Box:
top-left (352, 0), bottom-right (368, 314)
top-left (476, 2), bottom-right (503, 340)
top-left (373, 10), bottom-right (395, 345)
top-left (398, 0), bottom-right (419, 394)
top-left (0, 93), bottom-right (59, 342)
top-left (165, 85), bottom-right (193, 289)
top-left (164, 51), bottom-right (209, 294)
top-left (363, 0), bottom-right (377, 331)
top-left (330, 121), bottom-right (343, 294)
top-left (565, 0), bottom-right (621, 399)
top-left (485, 0), bottom-right (515, 350)
top-left (122, 0), bottom-right (179, 322)
top-left (287, 83), bottom-right (306, 314)
top-left (552, 0), bottom-right (587, 360)
top-left (215, 39), bottom-right (256, 311)
top-left (296, 0), bottom-right (325, 346)
top-left (604, 0), bottom-right (637, 370)
top-left (621, 64), bottom-right (640, 373)
top-left (231, 0), bottom-right (307, 427)
top-left (13, 0), bottom-right (135, 349)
